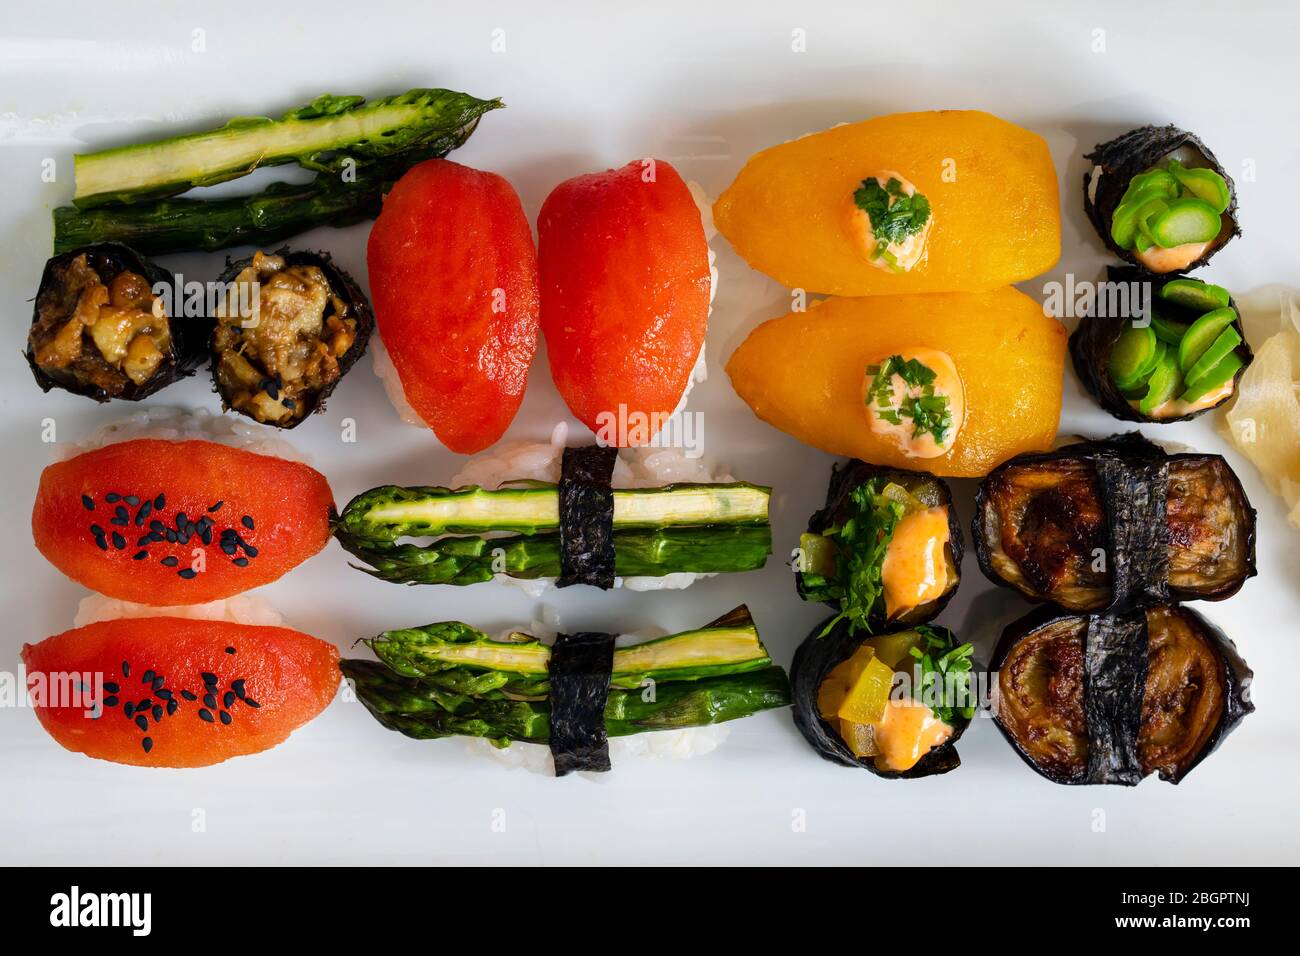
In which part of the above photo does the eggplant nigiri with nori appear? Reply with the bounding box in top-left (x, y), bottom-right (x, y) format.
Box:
top-left (26, 243), bottom-right (206, 403)
top-left (210, 248), bottom-right (372, 427)
top-left (538, 160), bottom-right (713, 446)
top-left (33, 434), bottom-right (334, 605)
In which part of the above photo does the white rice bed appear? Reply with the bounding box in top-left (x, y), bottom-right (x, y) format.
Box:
top-left (53, 406), bottom-right (310, 465)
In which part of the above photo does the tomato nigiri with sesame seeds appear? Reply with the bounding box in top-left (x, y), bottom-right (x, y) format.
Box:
top-left (32, 438), bottom-right (334, 605)
top-left (23, 616), bottom-right (339, 767)
top-left (538, 159), bottom-right (713, 446)
top-left (366, 158), bottom-right (540, 454)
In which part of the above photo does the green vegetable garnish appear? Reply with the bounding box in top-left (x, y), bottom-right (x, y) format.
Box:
top-left (853, 177), bottom-right (931, 249)
top-left (907, 625), bottom-right (976, 723)
top-left (1109, 159), bottom-right (1230, 253)
top-left (865, 355), bottom-right (953, 446)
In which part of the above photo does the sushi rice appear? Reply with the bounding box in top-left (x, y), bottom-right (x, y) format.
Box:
top-left (74, 592), bottom-right (286, 628)
top-left (52, 406), bottom-right (310, 465)
top-left (451, 422), bottom-right (736, 596)
top-left (371, 181), bottom-right (719, 436)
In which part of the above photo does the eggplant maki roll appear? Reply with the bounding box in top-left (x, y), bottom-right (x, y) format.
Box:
top-left (796, 460), bottom-right (962, 633)
top-left (993, 604), bottom-right (1252, 785)
top-left (791, 617), bottom-right (975, 778)
top-left (974, 436), bottom-right (1256, 611)
top-left (1084, 125), bottom-right (1239, 275)
top-left (211, 249), bottom-right (372, 427)
top-left (26, 243), bottom-right (203, 402)
top-left (1070, 268), bottom-right (1252, 423)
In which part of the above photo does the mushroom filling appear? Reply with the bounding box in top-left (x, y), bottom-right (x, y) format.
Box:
top-left (997, 607), bottom-right (1227, 782)
top-left (30, 253), bottom-right (170, 395)
top-left (213, 251), bottom-right (357, 424)
top-left (982, 457), bottom-right (1251, 609)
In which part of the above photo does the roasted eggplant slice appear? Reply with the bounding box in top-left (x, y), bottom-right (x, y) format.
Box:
top-left (993, 604), bottom-right (1253, 786)
top-left (211, 248), bottom-right (372, 428)
top-left (791, 617), bottom-right (975, 779)
top-left (26, 243), bottom-right (205, 402)
top-left (1070, 268), bottom-right (1253, 423)
top-left (1083, 125), bottom-right (1240, 275)
top-left (974, 435), bottom-right (1256, 611)
top-left (796, 460), bottom-right (963, 633)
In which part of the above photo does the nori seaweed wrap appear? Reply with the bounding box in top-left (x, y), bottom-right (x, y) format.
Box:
top-left (791, 616), bottom-right (974, 779)
top-left (1069, 268), bottom-right (1253, 423)
top-left (25, 243), bottom-right (206, 402)
top-left (973, 434), bottom-right (1256, 611)
top-left (211, 247), bottom-right (373, 428)
top-left (993, 603), bottom-right (1253, 786)
top-left (796, 460), bottom-right (963, 633)
top-left (1083, 125), bottom-right (1240, 274)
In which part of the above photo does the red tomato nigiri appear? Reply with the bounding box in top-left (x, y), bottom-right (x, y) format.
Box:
top-left (23, 617), bottom-right (340, 768)
top-left (32, 440), bottom-right (333, 605)
top-left (367, 159), bottom-right (539, 454)
top-left (538, 159), bottom-right (710, 444)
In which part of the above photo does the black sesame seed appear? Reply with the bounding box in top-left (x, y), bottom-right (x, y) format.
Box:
top-left (81, 495), bottom-right (95, 511)
top-left (147, 532), bottom-right (165, 543)
top-left (137, 698), bottom-right (152, 709)
top-left (134, 500), bottom-right (152, 524)
top-left (111, 532), bottom-right (125, 549)
top-left (124, 702), bottom-right (135, 718)
top-left (166, 530), bottom-right (178, 543)
top-left (133, 551), bottom-right (148, 561)
top-left (141, 737), bottom-right (153, 754)
top-left (223, 691), bottom-right (236, 708)
top-left (176, 513), bottom-right (188, 529)
top-left (231, 679), bottom-right (246, 698)
top-left (166, 699), bottom-right (178, 716)
top-left (244, 698), bottom-right (260, 708)
top-left (152, 676), bottom-right (165, 691)
top-left (151, 705), bottom-right (163, 722)
top-left (241, 516), bottom-right (254, 531)
top-left (90, 523), bottom-right (105, 536)
top-left (221, 540), bottom-right (238, 556)
top-left (106, 493), bottom-right (121, 503)
top-left (154, 493), bottom-right (165, 510)
top-left (219, 710), bottom-right (232, 725)
top-left (103, 682), bottom-right (119, 693)
top-left (124, 495), bottom-right (140, 506)
top-left (242, 544), bottom-right (259, 559)
top-left (157, 688), bottom-right (172, 700)
top-left (121, 661), bottom-right (130, 678)
top-left (141, 669), bottom-right (155, 684)
top-left (203, 693), bottom-right (217, 709)
top-left (200, 527), bottom-right (213, 545)
top-left (136, 534), bottom-right (150, 545)
top-left (114, 505), bottom-right (129, 522)
top-left (208, 500), bottom-right (224, 513)
top-left (134, 714), bottom-right (149, 732)
top-left (232, 557), bottom-right (249, 568)
top-left (180, 690), bottom-right (197, 701)
top-left (178, 568), bottom-right (197, 580)
top-left (160, 556), bottom-right (179, 567)
top-left (201, 672), bottom-right (217, 686)
top-left (198, 708), bottom-right (214, 723)
top-left (179, 529), bottom-right (193, 545)
top-left (104, 696), bottom-right (119, 707)
top-left (283, 399), bottom-right (296, 411)
top-left (149, 520), bottom-right (165, 532)
top-left (225, 647), bottom-right (236, 655)
top-left (95, 537), bottom-right (108, 552)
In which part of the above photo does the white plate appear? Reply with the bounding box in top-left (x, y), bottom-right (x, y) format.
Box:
top-left (1, 0), bottom-right (1298, 865)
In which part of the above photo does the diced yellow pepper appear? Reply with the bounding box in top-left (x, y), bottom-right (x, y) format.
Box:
top-left (837, 655), bottom-right (895, 725)
top-left (839, 718), bottom-right (880, 758)
top-left (866, 629), bottom-right (925, 670)
top-left (816, 645), bottom-right (876, 719)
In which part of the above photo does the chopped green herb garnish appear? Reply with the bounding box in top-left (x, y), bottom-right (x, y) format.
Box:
top-left (865, 355), bottom-right (953, 446)
top-left (853, 176), bottom-right (932, 248)
top-left (908, 625), bottom-right (976, 723)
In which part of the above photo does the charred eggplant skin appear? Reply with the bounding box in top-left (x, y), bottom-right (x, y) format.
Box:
top-left (25, 242), bottom-right (206, 402)
top-left (992, 603), bottom-right (1253, 786)
top-left (796, 459), bottom-right (964, 628)
top-left (211, 247), bottom-right (373, 428)
top-left (1083, 125), bottom-right (1241, 274)
top-left (973, 435), bottom-right (1257, 610)
top-left (790, 615), bottom-right (970, 780)
top-left (1069, 267), bottom-right (1253, 424)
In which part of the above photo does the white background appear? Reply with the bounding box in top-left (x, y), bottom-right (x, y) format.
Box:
top-left (1, 0), bottom-right (1297, 865)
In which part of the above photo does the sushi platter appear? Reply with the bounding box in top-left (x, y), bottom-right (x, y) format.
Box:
top-left (2, 0), bottom-right (1299, 867)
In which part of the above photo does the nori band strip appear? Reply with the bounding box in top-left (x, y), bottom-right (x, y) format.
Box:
top-left (1083, 434), bottom-right (1167, 785)
top-left (557, 445), bottom-right (618, 589)
top-left (548, 631), bottom-right (616, 776)
top-left (1083, 611), bottom-right (1149, 785)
